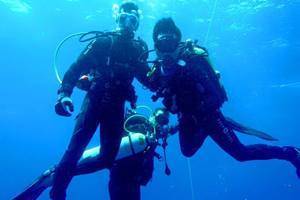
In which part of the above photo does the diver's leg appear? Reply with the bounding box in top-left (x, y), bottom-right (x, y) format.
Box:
top-left (50, 96), bottom-right (100, 200)
top-left (109, 156), bottom-right (144, 200)
top-left (208, 111), bottom-right (299, 164)
top-left (178, 114), bottom-right (209, 157)
top-left (109, 178), bottom-right (141, 200)
top-left (109, 174), bottom-right (141, 200)
top-left (74, 154), bottom-right (107, 175)
top-left (93, 104), bottom-right (125, 169)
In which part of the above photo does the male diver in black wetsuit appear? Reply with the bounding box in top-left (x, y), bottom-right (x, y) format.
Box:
top-left (50, 2), bottom-right (152, 199)
top-left (147, 18), bottom-right (300, 178)
top-left (13, 108), bottom-right (177, 200)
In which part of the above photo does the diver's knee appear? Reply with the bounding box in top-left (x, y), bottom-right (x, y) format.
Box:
top-left (231, 152), bottom-right (249, 162)
top-left (181, 147), bottom-right (197, 158)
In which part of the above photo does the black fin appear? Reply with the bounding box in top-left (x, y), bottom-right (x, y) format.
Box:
top-left (225, 117), bottom-right (278, 141)
top-left (13, 187), bottom-right (45, 200)
top-left (12, 169), bottom-right (54, 200)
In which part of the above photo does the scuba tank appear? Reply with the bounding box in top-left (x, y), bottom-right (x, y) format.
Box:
top-left (82, 132), bottom-right (153, 161)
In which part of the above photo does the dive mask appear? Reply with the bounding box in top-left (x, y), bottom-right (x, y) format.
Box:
top-left (117, 11), bottom-right (139, 32)
top-left (155, 33), bottom-right (179, 53)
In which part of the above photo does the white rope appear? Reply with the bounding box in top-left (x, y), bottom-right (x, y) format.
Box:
top-left (186, 0), bottom-right (219, 199)
top-left (204, 0), bottom-right (218, 46)
top-left (187, 158), bottom-right (196, 200)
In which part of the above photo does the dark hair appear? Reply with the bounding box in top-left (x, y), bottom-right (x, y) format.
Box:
top-left (119, 1), bottom-right (139, 14)
top-left (153, 18), bottom-right (182, 43)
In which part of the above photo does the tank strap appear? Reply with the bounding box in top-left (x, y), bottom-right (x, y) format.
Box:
top-left (128, 133), bottom-right (136, 155)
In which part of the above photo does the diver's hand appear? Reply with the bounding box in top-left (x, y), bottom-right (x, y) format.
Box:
top-left (55, 96), bottom-right (74, 117)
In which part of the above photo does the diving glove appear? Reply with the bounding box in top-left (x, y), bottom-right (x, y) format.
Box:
top-left (55, 94), bottom-right (74, 117)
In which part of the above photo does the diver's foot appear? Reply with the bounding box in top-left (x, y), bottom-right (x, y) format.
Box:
top-left (296, 148), bottom-right (300, 178)
top-left (290, 147), bottom-right (300, 179)
top-left (13, 167), bottom-right (55, 200)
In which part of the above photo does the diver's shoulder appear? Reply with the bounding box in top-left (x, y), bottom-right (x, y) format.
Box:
top-left (180, 39), bottom-right (208, 60)
top-left (93, 35), bottom-right (113, 46)
top-left (187, 39), bottom-right (208, 57)
top-left (134, 37), bottom-right (148, 50)
top-left (133, 37), bottom-right (149, 59)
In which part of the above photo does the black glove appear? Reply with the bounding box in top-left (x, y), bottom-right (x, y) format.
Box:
top-left (55, 95), bottom-right (74, 117)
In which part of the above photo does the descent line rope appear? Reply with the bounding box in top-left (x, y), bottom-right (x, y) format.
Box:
top-left (186, 0), bottom-right (219, 199)
top-left (204, 0), bottom-right (219, 46)
top-left (187, 158), bottom-right (195, 200)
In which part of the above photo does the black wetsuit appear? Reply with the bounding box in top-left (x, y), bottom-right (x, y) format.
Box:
top-left (109, 147), bottom-right (155, 200)
top-left (50, 32), bottom-right (150, 199)
top-left (150, 45), bottom-right (297, 164)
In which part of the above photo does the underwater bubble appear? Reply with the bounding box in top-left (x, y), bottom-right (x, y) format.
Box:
top-left (112, 3), bottom-right (119, 19)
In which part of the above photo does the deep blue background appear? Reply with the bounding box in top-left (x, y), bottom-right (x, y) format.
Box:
top-left (0, 0), bottom-right (299, 199)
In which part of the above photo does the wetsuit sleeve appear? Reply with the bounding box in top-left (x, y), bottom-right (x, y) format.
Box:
top-left (133, 40), bottom-right (153, 90)
top-left (58, 37), bottom-right (111, 96)
top-left (135, 62), bottom-right (152, 89)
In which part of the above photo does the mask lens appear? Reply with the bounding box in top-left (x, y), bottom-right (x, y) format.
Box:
top-left (118, 12), bottom-right (139, 31)
top-left (156, 34), bottom-right (179, 53)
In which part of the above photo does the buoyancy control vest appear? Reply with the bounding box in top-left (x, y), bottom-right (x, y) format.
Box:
top-left (149, 40), bottom-right (228, 114)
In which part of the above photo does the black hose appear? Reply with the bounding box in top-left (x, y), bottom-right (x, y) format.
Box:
top-left (79, 31), bottom-right (120, 43)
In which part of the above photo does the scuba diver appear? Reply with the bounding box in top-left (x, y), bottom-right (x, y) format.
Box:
top-left (13, 107), bottom-right (177, 200)
top-left (50, 2), bottom-right (152, 199)
top-left (147, 18), bottom-right (300, 178)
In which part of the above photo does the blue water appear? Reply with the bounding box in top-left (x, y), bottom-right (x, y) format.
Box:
top-left (1, 0), bottom-right (300, 199)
